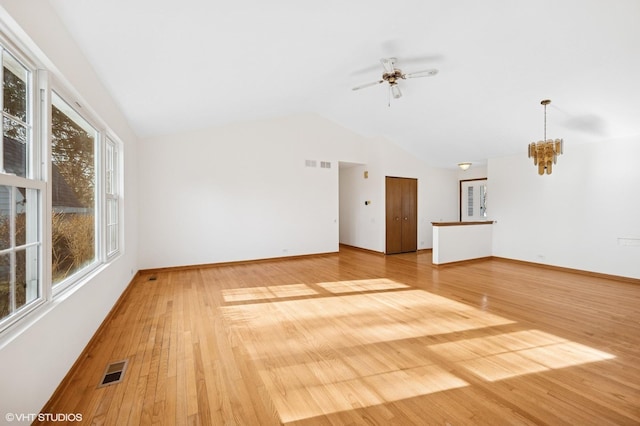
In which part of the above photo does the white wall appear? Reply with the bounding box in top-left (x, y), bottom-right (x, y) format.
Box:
top-left (0, 1), bottom-right (139, 417)
top-left (339, 138), bottom-right (459, 252)
top-left (138, 114), bottom-right (370, 269)
top-left (490, 136), bottom-right (640, 279)
top-left (432, 224), bottom-right (493, 264)
top-left (458, 165), bottom-right (488, 181)
top-left (139, 116), bottom-right (459, 267)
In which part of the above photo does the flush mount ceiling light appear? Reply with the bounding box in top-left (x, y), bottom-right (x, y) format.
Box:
top-left (528, 99), bottom-right (563, 175)
top-left (458, 162), bottom-right (472, 171)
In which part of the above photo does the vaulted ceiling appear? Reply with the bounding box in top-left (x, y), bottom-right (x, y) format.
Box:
top-left (49, 0), bottom-right (640, 168)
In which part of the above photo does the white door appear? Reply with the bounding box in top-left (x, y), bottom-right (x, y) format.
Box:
top-left (460, 179), bottom-right (488, 221)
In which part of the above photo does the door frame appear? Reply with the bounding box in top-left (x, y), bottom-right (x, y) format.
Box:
top-left (459, 177), bottom-right (488, 221)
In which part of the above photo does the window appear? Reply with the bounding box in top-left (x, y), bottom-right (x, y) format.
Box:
top-left (51, 92), bottom-right (97, 287)
top-left (0, 45), bottom-right (42, 324)
top-left (105, 137), bottom-right (119, 257)
top-left (0, 31), bottom-right (124, 334)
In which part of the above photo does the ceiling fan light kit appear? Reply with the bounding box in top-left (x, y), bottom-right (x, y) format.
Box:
top-left (353, 57), bottom-right (438, 105)
top-left (528, 99), bottom-right (563, 175)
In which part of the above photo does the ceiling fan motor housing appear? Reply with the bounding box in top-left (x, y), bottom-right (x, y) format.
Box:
top-left (383, 69), bottom-right (404, 84)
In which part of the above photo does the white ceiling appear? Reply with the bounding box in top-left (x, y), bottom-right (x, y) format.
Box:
top-left (49, 0), bottom-right (640, 168)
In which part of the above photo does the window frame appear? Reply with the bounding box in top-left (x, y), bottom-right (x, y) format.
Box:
top-left (49, 86), bottom-right (102, 296)
top-left (0, 35), bottom-right (45, 332)
top-left (104, 135), bottom-right (121, 260)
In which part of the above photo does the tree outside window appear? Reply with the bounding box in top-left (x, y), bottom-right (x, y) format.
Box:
top-left (51, 93), bottom-right (96, 285)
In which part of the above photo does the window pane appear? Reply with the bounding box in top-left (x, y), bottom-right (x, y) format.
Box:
top-left (2, 52), bottom-right (29, 179)
top-left (110, 226), bottom-right (117, 254)
top-left (106, 198), bottom-right (117, 255)
top-left (15, 247), bottom-right (37, 310)
top-left (480, 184), bottom-right (487, 218)
top-left (51, 93), bottom-right (96, 284)
top-left (15, 249), bottom-right (25, 308)
top-left (0, 185), bottom-right (9, 251)
top-left (0, 186), bottom-right (37, 250)
top-left (105, 142), bottom-right (113, 194)
top-left (3, 116), bottom-right (27, 144)
top-left (3, 52), bottom-right (28, 122)
top-left (3, 118), bottom-right (27, 177)
top-left (0, 253), bottom-right (9, 320)
top-left (16, 187), bottom-right (37, 248)
top-left (15, 187), bottom-right (26, 247)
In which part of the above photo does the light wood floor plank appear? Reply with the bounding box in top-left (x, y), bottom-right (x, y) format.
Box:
top-left (38, 247), bottom-right (640, 425)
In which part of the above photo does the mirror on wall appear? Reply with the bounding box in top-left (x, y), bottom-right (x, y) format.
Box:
top-left (460, 178), bottom-right (488, 221)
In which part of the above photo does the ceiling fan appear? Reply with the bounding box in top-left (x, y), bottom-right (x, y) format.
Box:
top-left (352, 57), bottom-right (438, 105)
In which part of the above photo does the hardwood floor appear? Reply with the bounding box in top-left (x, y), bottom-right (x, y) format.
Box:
top-left (40, 247), bottom-right (640, 425)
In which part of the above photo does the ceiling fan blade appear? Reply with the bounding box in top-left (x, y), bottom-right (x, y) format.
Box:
top-left (380, 57), bottom-right (396, 73)
top-left (391, 84), bottom-right (402, 99)
top-left (404, 69), bottom-right (439, 79)
top-left (352, 80), bottom-right (384, 91)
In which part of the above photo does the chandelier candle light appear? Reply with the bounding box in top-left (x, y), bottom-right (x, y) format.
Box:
top-left (528, 99), bottom-right (563, 175)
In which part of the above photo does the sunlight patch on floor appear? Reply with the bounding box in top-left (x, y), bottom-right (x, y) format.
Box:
top-left (222, 287), bottom-right (514, 349)
top-left (429, 329), bottom-right (615, 381)
top-left (222, 283), bottom-right (318, 302)
top-left (316, 278), bottom-right (410, 293)
top-left (220, 278), bottom-right (615, 423)
top-left (265, 365), bottom-right (469, 424)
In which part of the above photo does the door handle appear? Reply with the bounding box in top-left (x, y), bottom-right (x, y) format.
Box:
top-left (404, 217), bottom-right (408, 221)
top-left (395, 217), bottom-right (400, 221)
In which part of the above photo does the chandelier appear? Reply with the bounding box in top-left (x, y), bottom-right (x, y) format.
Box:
top-left (528, 99), bottom-right (563, 175)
